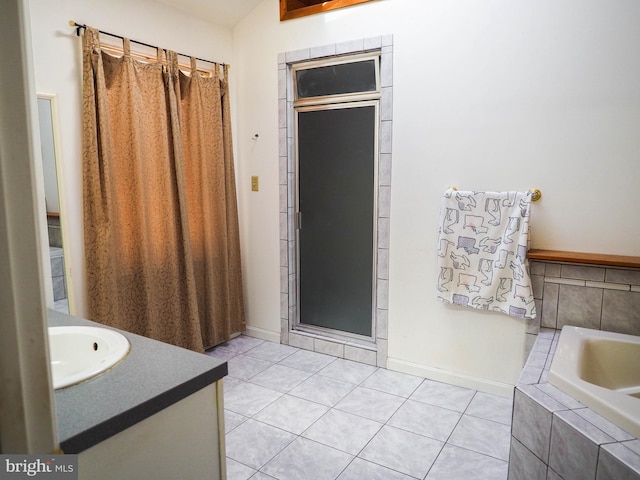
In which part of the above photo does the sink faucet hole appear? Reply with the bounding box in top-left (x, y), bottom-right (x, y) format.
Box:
top-left (93, 342), bottom-right (98, 351)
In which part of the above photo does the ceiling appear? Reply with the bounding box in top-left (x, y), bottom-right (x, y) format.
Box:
top-left (153, 0), bottom-right (265, 28)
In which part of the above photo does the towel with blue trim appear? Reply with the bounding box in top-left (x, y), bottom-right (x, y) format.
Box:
top-left (436, 189), bottom-right (536, 319)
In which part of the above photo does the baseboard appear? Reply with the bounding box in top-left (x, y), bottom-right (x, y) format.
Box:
top-left (243, 325), bottom-right (281, 344)
top-left (386, 357), bottom-right (515, 398)
top-left (242, 327), bottom-right (515, 397)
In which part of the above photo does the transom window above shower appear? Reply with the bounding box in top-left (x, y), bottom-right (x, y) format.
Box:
top-left (292, 52), bottom-right (381, 106)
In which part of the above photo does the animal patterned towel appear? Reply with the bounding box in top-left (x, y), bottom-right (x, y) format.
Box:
top-left (436, 189), bottom-right (536, 319)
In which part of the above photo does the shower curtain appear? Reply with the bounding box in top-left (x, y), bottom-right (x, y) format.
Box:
top-left (82, 27), bottom-right (245, 351)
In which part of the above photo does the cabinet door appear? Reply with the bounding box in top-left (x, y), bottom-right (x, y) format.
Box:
top-left (78, 383), bottom-right (222, 480)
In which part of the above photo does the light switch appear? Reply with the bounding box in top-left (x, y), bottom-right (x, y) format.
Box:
top-left (251, 176), bottom-right (259, 192)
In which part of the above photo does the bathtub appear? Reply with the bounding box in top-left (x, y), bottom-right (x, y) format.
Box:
top-left (548, 326), bottom-right (640, 438)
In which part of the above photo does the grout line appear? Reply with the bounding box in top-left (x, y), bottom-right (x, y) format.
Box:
top-left (423, 389), bottom-right (478, 477)
top-left (544, 277), bottom-right (586, 286)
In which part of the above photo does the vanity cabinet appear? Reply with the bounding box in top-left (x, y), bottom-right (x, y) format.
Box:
top-left (49, 309), bottom-right (227, 480)
top-left (78, 383), bottom-right (224, 480)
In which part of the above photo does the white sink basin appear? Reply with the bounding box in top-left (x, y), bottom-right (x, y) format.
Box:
top-left (48, 326), bottom-right (130, 390)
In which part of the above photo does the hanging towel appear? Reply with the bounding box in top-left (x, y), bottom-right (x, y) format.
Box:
top-left (436, 189), bottom-right (536, 319)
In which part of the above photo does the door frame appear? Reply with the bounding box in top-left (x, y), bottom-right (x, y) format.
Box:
top-left (293, 100), bottom-right (380, 344)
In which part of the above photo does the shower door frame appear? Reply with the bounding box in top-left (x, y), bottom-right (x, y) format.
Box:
top-left (293, 99), bottom-right (380, 344)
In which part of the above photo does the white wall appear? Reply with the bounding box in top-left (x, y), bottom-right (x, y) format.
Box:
top-left (233, 0), bottom-right (640, 393)
top-left (29, 0), bottom-right (235, 315)
top-left (26, 0), bottom-right (640, 393)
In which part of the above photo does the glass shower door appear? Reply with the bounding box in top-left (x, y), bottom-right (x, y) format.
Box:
top-left (295, 102), bottom-right (377, 338)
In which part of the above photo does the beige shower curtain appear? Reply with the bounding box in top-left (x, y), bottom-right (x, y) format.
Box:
top-left (82, 28), bottom-right (245, 351)
top-left (175, 56), bottom-right (245, 347)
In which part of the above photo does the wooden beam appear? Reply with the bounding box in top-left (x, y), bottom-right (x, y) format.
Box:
top-left (281, 0), bottom-right (374, 21)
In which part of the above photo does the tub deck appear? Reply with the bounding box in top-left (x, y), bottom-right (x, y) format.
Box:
top-left (509, 327), bottom-right (640, 479)
top-left (548, 326), bottom-right (640, 438)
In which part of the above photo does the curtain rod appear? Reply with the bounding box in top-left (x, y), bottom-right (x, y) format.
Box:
top-left (69, 21), bottom-right (226, 67)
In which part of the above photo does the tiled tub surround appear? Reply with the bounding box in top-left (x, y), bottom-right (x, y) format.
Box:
top-left (549, 326), bottom-right (640, 439)
top-left (47, 214), bottom-right (63, 247)
top-left (278, 36), bottom-right (394, 366)
top-left (529, 260), bottom-right (640, 337)
top-left (50, 246), bottom-right (67, 301)
top-left (509, 328), bottom-right (640, 480)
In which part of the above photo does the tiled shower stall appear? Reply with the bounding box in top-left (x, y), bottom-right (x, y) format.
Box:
top-left (278, 36), bottom-right (394, 366)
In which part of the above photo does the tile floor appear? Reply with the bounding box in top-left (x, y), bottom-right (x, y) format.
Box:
top-left (206, 335), bottom-right (513, 480)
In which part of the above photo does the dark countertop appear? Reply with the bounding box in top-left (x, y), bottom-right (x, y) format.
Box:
top-left (48, 309), bottom-right (227, 454)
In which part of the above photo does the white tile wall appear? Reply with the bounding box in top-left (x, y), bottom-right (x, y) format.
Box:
top-left (530, 260), bottom-right (640, 336)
